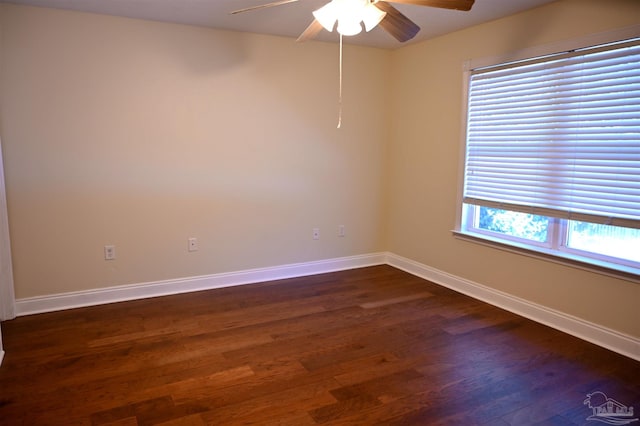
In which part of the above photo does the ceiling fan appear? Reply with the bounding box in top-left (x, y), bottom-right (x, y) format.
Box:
top-left (231, 0), bottom-right (475, 43)
top-left (231, 0), bottom-right (474, 128)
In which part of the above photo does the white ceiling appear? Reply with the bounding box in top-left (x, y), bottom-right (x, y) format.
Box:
top-left (1, 0), bottom-right (559, 49)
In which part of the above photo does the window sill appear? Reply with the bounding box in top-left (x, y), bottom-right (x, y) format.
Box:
top-left (452, 230), bottom-right (640, 284)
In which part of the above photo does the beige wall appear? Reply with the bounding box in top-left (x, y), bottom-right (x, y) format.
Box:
top-left (387, 0), bottom-right (640, 337)
top-left (0, 4), bottom-right (390, 298)
top-left (0, 0), bottom-right (638, 339)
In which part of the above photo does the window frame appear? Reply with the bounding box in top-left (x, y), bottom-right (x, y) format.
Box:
top-left (454, 25), bottom-right (640, 281)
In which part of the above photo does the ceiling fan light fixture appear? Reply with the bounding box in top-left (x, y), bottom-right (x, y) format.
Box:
top-left (313, 0), bottom-right (385, 36)
top-left (312, 2), bottom-right (338, 32)
top-left (362, 3), bottom-right (386, 32)
top-left (337, 15), bottom-right (363, 36)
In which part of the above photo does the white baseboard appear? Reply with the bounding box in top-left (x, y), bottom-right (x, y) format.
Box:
top-left (0, 324), bottom-right (4, 366)
top-left (15, 253), bottom-right (387, 317)
top-left (386, 253), bottom-right (640, 362)
top-left (12, 251), bottom-right (638, 361)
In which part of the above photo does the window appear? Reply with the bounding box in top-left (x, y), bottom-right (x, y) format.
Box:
top-left (458, 37), bottom-right (640, 276)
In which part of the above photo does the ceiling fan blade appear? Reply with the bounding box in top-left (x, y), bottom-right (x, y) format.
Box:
top-left (376, 2), bottom-right (420, 42)
top-left (296, 19), bottom-right (324, 42)
top-left (230, 0), bottom-right (300, 15)
top-left (381, 0), bottom-right (474, 11)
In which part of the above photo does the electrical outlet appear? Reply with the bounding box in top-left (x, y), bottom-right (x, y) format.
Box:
top-left (338, 225), bottom-right (345, 237)
top-left (313, 228), bottom-right (320, 240)
top-left (104, 245), bottom-right (116, 260)
top-left (188, 237), bottom-right (198, 252)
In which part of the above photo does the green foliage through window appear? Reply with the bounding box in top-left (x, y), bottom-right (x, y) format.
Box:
top-left (478, 207), bottom-right (548, 243)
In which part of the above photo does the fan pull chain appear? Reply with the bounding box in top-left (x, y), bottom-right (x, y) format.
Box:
top-left (337, 33), bottom-right (343, 129)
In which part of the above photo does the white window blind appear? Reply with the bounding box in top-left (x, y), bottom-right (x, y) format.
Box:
top-left (463, 38), bottom-right (640, 230)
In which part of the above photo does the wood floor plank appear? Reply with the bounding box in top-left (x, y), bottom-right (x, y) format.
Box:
top-left (198, 378), bottom-right (338, 425)
top-left (358, 291), bottom-right (434, 309)
top-left (1, 265), bottom-right (638, 425)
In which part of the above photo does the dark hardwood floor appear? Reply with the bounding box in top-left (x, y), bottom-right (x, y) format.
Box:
top-left (0, 265), bottom-right (638, 425)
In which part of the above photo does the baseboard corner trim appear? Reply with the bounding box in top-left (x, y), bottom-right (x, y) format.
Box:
top-left (386, 252), bottom-right (640, 362)
top-left (15, 252), bottom-right (388, 317)
top-left (13, 251), bottom-right (637, 361)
